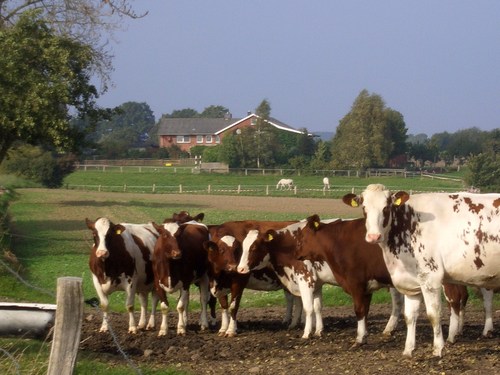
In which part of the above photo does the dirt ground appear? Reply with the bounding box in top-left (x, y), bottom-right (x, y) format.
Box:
top-left (77, 194), bottom-right (500, 374)
top-left (80, 304), bottom-right (500, 375)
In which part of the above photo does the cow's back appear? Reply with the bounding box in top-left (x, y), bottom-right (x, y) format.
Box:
top-left (394, 193), bottom-right (500, 287)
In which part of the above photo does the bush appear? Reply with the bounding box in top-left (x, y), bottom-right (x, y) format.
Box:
top-left (2, 144), bottom-right (76, 188)
top-left (465, 153), bottom-right (500, 191)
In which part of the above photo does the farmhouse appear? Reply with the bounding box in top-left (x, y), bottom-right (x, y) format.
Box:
top-left (156, 112), bottom-right (304, 153)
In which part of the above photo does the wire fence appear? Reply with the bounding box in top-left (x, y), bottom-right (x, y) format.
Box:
top-left (0, 255), bottom-right (143, 375)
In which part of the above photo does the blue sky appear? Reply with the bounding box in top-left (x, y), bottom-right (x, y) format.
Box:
top-left (97, 1), bottom-right (500, 136)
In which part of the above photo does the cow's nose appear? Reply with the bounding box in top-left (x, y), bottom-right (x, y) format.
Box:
top-left (96, 250), bottom-right (109, 258)
top-left (237, 266), bottom-right (249, 274)
top-left (366, 233), bottom-right (382, 243)
top-left (226, 263), bottom-right (237, 272)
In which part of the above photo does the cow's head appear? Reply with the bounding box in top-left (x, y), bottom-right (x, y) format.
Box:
top-left (166, 211), bottom-right (205, 224)
top-left (342, 184), bottom-right (410, 244)
top-left (237, 229), bottom-right (273, 274)
top-left (294, 214), bottom-right (324, 261)
top-left (152, 222), bottom-right (182, 259)
top-left (86, 217), bottom-right (126, 259)
top-left (204, 235), bottom-right (239, 274)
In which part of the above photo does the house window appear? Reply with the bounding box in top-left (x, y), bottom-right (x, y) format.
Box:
top-left (206, 135), bottom-right (213, 143)
top-left (176, 135), bottom-right (190, 143)
top-left (215, 135), bottom-right (221, 144)
top-left (196, 135), bottom-right (203, 144)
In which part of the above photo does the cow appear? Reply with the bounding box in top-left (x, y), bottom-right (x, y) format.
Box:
top-left (323, 177), bottom-right (330, 191)
top-left (152, 220), bottom-right (215, 336)
top-left (276, 178), bottom-right (294, 190)
top-left (343, 183), bottom-right (500, 357)
top-left (294, 214), bottom-right (404, 345)
top-left (85, 217), bottom-right (159, 334)
top-left (167, 211), bottom-right (204, 224)
top-left (236, 218), bottom-right (404, 343)
top-left (205, 220), bottom-right (302, 337)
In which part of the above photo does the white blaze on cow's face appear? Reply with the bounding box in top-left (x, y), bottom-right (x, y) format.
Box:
top-left (361, 184), bottom-right (392, 244)
top-left (237, 230), bottom-right (259, 274)
top-left (162, 222), bottom-right (180, 235)
top-left (94, 217), bottom-right (112, 258)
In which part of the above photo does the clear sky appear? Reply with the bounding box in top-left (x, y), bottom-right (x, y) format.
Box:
top-left (97, 1), bottom-right (500, 136)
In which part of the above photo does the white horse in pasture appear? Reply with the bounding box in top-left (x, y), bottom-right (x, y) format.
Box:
top-left (323, 177), bottom-right (330, 190)
top-left (276, 178), bottom-right (294, 190)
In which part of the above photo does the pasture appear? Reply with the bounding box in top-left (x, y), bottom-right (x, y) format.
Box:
top-left (1, 171), bottom-right (499, 374)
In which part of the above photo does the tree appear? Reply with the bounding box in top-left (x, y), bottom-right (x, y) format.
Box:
top-left (0, 0), bottom-right (146, 88)
top-left (331, 90), bottom-right (407, 169)
top-left (200, 105), bottom-right (230, 118)
top-left (0, 11), bottom-right (105, 164)
top-left (465, 153), bottom-right (500, 191)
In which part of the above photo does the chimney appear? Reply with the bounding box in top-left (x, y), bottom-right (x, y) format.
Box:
top-left (224, 111), bottom-right (232, 120)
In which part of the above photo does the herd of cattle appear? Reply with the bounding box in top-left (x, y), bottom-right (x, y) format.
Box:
top-left (86, 183), bottom-right (500, 358)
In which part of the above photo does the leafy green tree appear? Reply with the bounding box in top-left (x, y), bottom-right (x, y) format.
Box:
top-left (0, 1), bottom-right (145, 87)
top-left (0, 11), bottom-right (105, 164)
top-left (164, 108), bottom-right (199, 118)
top-left (465, 153), bottom-right (500, 191)
top-left (331, 90), bottom-right (406, 169)
top-left (201, 105), bottom-right (230, 118)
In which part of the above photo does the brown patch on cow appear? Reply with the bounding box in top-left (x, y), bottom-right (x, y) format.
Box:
top-left (423, 256), bottom-right (438, 271)
top-left (493, 198), bottom-right (500, 208)
top-left (474, 256), bottom-right (485, 269)
top-left (89, 229), bottom-right (135, 285)
top-left (387, 204), bottom-right (417, 257)
top-left (464, 197), bottom-right (484, 214)
top-left (132, 234), bottom-right (155, 285)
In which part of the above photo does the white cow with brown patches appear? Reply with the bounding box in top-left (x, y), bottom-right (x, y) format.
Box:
top-left (343, 184), bottom-right (500, 357)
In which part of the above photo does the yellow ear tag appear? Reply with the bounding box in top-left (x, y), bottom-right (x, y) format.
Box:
top-left (116, 229), bottom-right (122, 235)
top-left (351, 200), bottom-right (358, 208)
top-left (267, 233), bottom-right (274, 241)
top-left (314, 221), bottom-right (320, 228)
top-left (394, 197), bottom-right (402, 206)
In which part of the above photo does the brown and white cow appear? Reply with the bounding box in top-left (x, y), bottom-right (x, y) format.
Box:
top-left (237, 219), bottom-right (404, 343)
top-left (343, 184), bottom-right (500, 357)
top-left (86, 217), bottom-right (159, 334)
top-left (295, 214), bottom-right (405, 345)
top-left (204, 235), bottom-right (300, 337)
top-left (205, 220), bottom-right (302, 337)
top-left (152, 220), bottom-right (215, 336)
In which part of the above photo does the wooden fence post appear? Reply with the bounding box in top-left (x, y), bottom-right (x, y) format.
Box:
top-left (47, 277), bottom-right (83, 375)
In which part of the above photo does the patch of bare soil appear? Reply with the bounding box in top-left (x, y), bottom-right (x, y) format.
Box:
top-left (80, 304), bottom-right (500, 375)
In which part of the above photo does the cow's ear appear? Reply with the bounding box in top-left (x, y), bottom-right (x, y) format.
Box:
top-left (265, 230), bottom-right (277, 242)
top-left (85, 218), bottom-right (94, 230)
top-left (393, 191), bottom-right (410, 206)
top-left (342, 193), bottom-right (362, 208)
top-left (203, 240), bottom-right (216, 252)
top-left (113, 224), bottom-right (126, 235)
top-left (194, 213), bottom-right (205, 222)
top-left (306, 214), bottom-right (321, 231)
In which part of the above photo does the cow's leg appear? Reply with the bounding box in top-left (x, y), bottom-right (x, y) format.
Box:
top-left (157, 286), bottom-right (169, 336)
top-left (146, 290), bottom-right (160, 330)
top-left (283, 289), bottom-right (294, 325)
top-left (479, 288), bottom-right (494, 337)
top-left (383, 288), bottom-right (403, 336)
top-left (288, 295), bottom-right (303, 329)
top-left (225, 281), bottom-right (245, 337)
top-left (443, 284), bottom-right (467, 343)
top-left (208, 294), bottom-right (217, 328)
top-left (218, 295), bottom-right (230, 336)
top-left (403, 294), bottom-right (421, 357)
top-left (124, 286), bottom-right (137, 334)
top-left (421, 287), bottom-right (445, 357)
top-left (197, 275), bottom-right (210, 331)
top-left (176, 288), bottom-right (190, 335)
top-left (351, 290), bottom-right (372, 346)
top-left (136, 292), bottom-right (148, 330)
top-left (312, 288), bottom-right (323, 337)
top-left (298, 283), bottom-right (315, 339)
